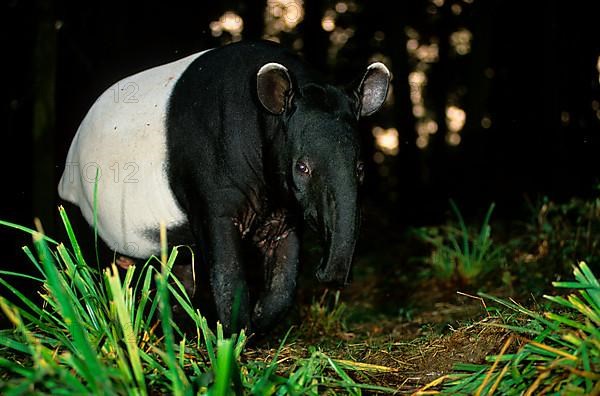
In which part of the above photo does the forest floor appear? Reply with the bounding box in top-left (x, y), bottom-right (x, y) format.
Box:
top-left (246, 218), bottom-right (511, 393)
top-left (250, 280), bottom-right (510, 393)
top-left (245, 195), bottom-right (599, 393)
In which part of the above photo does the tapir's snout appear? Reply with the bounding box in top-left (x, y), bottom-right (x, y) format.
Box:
top-left (314, 183), bottom-right (359, 287)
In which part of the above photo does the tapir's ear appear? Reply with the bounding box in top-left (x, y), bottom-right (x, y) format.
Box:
top-left (257, 62), bottom-right (293, 115)
top-left (355, 62), bottom-right (391, 117)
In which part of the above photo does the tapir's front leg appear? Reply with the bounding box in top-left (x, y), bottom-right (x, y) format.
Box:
top-left (252, 229), bottom-right (300, 331)
top-left (199, 216), bottom-right (251, 334)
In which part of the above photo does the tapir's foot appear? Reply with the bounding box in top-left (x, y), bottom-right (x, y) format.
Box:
top-left (115, 256), bottom-right (136, 270)
top-left (251, 303), bottom-right (270, 333)
top-left (251, 295), bottom-right (292, 334)
top-left (171, 263), bottom-right (196, 298)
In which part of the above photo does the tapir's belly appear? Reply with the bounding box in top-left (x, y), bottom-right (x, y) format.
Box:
top-left (58, 50), bottom-right (210, 258)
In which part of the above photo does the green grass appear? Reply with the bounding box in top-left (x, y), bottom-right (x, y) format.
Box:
top-left (413, 201), bottom-right (504, 284)
top-left (0, 207), bottom-right (397, 395)
top-left (418, 261), bottom-right (600, 395)
top-left (410, 195), bottom-right (599, 393)
top-left (0, 194), bottom-right (598, 394)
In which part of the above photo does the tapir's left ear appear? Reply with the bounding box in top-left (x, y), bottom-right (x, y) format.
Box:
top-left (257, 62), bottom-right (293, 115)
top-left (355, 62), bottom-right (391, 117)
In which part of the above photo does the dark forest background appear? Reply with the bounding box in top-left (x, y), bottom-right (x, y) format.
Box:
top-left (2, 0), bottom-right (599, 273)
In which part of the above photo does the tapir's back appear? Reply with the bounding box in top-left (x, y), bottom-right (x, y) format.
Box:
top-left (59, 41), bottom-right (316, 259)
top-left (58, 50), bottom-right (209, 258)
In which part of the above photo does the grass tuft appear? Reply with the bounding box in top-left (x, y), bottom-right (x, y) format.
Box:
top-left (414, 201), bottom-right (503, 284)
top-left (0, 208), bottom-right (398, 394)
top-left (420, 260), bottom-right (600, 395)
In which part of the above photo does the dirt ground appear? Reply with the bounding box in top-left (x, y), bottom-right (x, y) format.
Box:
top-left (248, 250), bottom-right (513, 394)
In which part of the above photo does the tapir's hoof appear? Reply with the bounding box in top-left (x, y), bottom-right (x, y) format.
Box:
top-left (115, 256), bottom-right (135, 269)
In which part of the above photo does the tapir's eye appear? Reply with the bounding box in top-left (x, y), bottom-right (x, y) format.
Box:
top-left (295, 161), bottom-right (311, 176)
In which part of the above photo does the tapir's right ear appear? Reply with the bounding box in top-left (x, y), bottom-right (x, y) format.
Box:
top-left (257, 63), bottom-right (293, 115)
top-left (354, 62), bottom-right (391, 118)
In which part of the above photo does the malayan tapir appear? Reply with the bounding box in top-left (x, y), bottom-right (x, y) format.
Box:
top-left (58, 40), bottom-right (390, 333)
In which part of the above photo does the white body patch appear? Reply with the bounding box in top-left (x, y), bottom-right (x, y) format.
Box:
top-left (58, 50), bottom-right (211, 258)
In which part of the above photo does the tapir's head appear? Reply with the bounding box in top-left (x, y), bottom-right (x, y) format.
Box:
top-left (256, 61), bottom-right (390, 286)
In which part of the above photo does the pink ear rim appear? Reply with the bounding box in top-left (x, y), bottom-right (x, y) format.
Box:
top-left (257, 62), bottom-right (292, 115)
